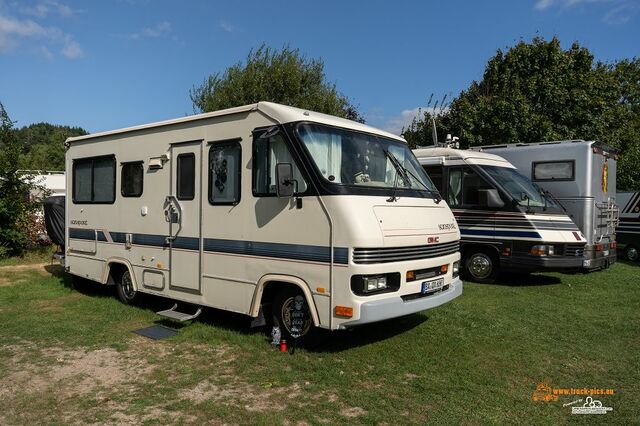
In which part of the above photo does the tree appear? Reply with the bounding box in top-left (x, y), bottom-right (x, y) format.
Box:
top-left (406, 37), bottom-right (640, 190)
top-left (0, 103), bottom-right (40, 257)
top-left (402, 94), bottom-right (451, 148)
top-left (190, 44), bottom-right (363, 122)
top-left (15, 122), bottom-right (87, 171)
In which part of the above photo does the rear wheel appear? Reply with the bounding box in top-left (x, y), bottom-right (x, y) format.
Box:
top-left (463, 249), bottom-right (499, 283)
top-left (272, 288), bottom-right (314, 342)
top-left (625, 245), bottom-right (639, 262)
top-left (116, 269), bottom-right (138, 305)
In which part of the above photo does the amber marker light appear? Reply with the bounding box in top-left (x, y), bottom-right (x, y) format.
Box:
top-left (335, 306), bottom-right (353, 318)
top-left (406, 271), bottom-right (415, 281)
top-left (440, 264), bottom-right (448, 273)
top-left (316, 287), bottom-right (326, 294)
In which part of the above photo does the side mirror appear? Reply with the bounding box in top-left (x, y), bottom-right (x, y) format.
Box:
top-left (275, 163), bottom-right (295, 198)
top-left (478, 188), bottom-right (504, 208)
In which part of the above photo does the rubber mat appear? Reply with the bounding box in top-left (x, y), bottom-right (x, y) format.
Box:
top-left (133, 325), bottom-right (178, 340)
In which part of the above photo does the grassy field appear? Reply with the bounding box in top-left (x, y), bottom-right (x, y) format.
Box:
top-left (0, 259), bottom-right (638, 425)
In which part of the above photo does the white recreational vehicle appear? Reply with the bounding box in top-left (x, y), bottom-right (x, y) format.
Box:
top-left (413, 147), bottom-right (586, 283)
top-left (475, 141), bottom-right (618, 270)
top-left (616, 191), bottom-right (640, 261)
top-left (63, 102), bottom-right (462, 341)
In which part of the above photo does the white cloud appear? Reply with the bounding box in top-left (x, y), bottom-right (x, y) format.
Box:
top-left (38, 45), bottom-right (53, 59)
top-left (61, 36), bottom-right (81, 58)
top-left (380, 106), bottom-right (449, 136)
top-left (131, 21), bottom-right (171, 40)
top-left (534, 0), bottom-right (639, 23)
top-left (218, 20), bottom-right (238, 33)
top-left (0, 13), bottom-right (81, 58)
top-left (21, 1), bottom-right (76, 18)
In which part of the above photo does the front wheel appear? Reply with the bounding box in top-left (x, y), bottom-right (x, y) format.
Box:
top-left (116, 269), bottom-right (138, 305)
top-left (625, 245), bottom-right (639, 262)
top-left (463, 250), bottom-right (499, 283)
top-left (272, 289), bottom-right (314, 342)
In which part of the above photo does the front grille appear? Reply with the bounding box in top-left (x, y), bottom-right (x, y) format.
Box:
top-left (564, 243), bottom-right (585, 257)
top-left (353, 241), bottom-right (459, 264)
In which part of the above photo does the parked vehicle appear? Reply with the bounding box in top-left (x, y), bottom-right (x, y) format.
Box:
top-left (62, 102), bottom-right (462, 341)
top-left (413, 147), bottom-right (586, 283)
top-left (616, 191), bottom-right (640, 261)
top-left (474, 140), bottom-right (618, 270)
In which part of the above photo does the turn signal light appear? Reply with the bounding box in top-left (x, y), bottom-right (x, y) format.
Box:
top-left (440, 264), bottom-right (448, 273)
top-left (595, 244), bottom-right (603, 252)
top-left (406, 271), bottom-right (415, 281)
top-left (335, 306), bottom-right (353, 318)
top-left (610, 241), bottom-right (617, 249)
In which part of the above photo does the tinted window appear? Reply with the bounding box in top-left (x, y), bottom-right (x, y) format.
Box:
top-left (121, 161), bottom-right (144, 197)
top-left (423, 166), bottom-right (443, 193)
top-left (533, 161), bottom-right (574, 181)
top-left (253, 133), bottom-right (307, 196)
top-left (209, 142), bottom-right (241, 204)
top-left (72, 156), bottom-right (115, 204)
top-left (177, 153), bottom-right (195, 200)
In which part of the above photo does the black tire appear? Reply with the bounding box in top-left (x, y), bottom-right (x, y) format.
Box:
top-left (463, 249), bottom-right (499, 283)
top-left (272, 288), bottom-right (314, 343)
top-left (115, 268), bottom-right (138, 305)
top-left (625, 245), bottom-right (639, 262)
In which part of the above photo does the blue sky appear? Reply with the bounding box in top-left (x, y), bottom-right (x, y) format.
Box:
top-left (1, 0), bottom-right (639, 135)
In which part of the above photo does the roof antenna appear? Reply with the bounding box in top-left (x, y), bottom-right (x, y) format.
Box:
top-left (431, 117), bottom-right (438, 146)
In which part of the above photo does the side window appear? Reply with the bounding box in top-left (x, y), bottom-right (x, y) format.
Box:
top-left (209, 142), bottom-right (241, 205)
top-left (533, 160), bottom-right (575, 181)
top-left (448, 168), bottom-right (462, 207)
top-left (461, 167), bottom-right (493, 206)
top-left (253, 133), bottom-right (307, 196)
top-left (121, 161), bottom-right (144, 197)
top-left (177, 153), bottom-right (195, 200)
top-left (72, 155), bottom-right (115, 204)
top-left (423, 166), bottom-right (443, 193)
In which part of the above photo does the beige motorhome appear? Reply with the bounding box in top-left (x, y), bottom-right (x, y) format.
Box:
top-left (64, 102), bottom-right (462, 340)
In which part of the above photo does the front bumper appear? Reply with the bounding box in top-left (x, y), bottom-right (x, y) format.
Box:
top-left (339, 277), bottom-right (463, 328)
top-left (501, 255), bottom-right (584, 273)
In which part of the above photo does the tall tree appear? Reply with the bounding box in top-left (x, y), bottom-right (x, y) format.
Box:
top-left (405, 37), bottom-right (640, 190)
top-left (0, 103), bottom-right (40, 257)
top-left (190, 44), bottom-right (363, 122)
top-left (15, 123), bottom-right (87, 171)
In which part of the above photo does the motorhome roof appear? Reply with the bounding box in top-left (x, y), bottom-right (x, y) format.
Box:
top-left (413, 147), bottom-right (515, 168)
top-left (66, 101), bottom-right (406, 144)
top-left (471, 139), bottom-right (618, 154)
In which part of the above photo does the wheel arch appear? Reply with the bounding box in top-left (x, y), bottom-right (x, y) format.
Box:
top-left (102, 258), bottom-right (138, 291)
top-left (250, 274), bottom-right (320, 327)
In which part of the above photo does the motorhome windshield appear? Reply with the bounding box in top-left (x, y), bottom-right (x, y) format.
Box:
top-left (481, 165), bottom-right (558, 208)
top-left (297, 123), bottom-right (435, 192)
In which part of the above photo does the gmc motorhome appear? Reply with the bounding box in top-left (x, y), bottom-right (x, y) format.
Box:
top-left (414, 147), bottom-right (586, 283)
top-left (63, 102), bottom-right (462, 341)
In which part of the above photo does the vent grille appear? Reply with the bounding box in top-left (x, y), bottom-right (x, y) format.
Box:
top-left (353, 241), bottom-right (459, 264)
top-left (564, 244), bottom-right (585, 257)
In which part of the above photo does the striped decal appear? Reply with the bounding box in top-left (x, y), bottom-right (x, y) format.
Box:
top-left (617, 221), bottom-right (640, 235)
top-left (460, 228), bottom-right (542, 239)
top-left (622, 192), bottom-right (640, 214)
top-left (68, 228), bottom-right (348, 264)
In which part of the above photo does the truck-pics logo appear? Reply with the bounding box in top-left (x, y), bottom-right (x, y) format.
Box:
top-left (438, 223), bottom-right (457, 230)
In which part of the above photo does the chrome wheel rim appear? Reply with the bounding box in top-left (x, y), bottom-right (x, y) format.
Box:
top-left (122, 271), bottom-right (135, 300)
top-left (469, 253), bottom-right (492, 280)
top-left (281, 296), bottom-right (312, 337)
top-left (627, 247), bottom-right (639, 261)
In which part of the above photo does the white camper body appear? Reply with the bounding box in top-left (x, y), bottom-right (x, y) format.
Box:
top-left (474, 141), bottom-right (617, 270)
top-left (64, 102), bottom-right (462, 338)
top-left (616, 191), bottom-right (640, 261)
top-left (413, 147), bottom-right (586, 282)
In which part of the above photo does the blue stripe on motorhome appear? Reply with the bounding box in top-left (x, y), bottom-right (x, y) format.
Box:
top-left (68, 228), bottom-right (348, 264)
top-left (460, 228), bottom-right (541, 239)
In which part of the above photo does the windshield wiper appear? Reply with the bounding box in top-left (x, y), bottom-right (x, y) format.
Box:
top-left (384, 150), bottom-right (442, 204)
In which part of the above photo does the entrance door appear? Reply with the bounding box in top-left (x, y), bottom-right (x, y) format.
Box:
top-left (167, 141), bottom-right (202, 294)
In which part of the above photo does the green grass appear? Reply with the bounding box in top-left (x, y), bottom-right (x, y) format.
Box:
top-left (0, 245), bottom-right (56, 267)
top-left (0, 261), bottom-right (638, 424)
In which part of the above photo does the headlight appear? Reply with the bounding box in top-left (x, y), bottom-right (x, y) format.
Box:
top-left (530, 245), bottom-right (555, 256)
top-left (452, 261), bottom-right (460, 278)
top-left (351, 273), bottom-right (400, 296)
